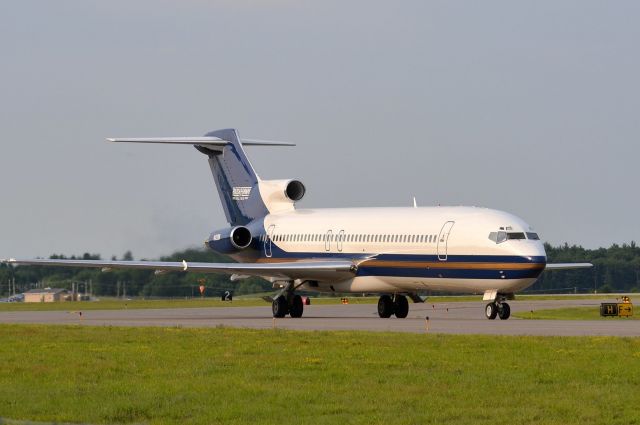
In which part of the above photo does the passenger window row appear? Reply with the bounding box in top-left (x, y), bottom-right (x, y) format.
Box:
top-left (268, 233), bottom-right (440, 244)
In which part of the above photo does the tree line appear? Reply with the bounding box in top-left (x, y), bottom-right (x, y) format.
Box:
top-left (533, 242), bottom-right (640, 293)
top-left (1, 242), bottom-right (639, 297)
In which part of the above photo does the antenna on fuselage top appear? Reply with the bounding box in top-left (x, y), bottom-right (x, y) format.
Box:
top-left (413, 197), bottom-right (417, 208)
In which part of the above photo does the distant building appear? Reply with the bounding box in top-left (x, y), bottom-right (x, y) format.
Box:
top-left (24, 288), bottom-right (69, 303)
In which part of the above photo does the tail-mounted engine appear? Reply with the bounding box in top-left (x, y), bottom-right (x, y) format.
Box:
top-left (208, 226), bottom-right (253, 253)
top-left (258, 179), bottom-right (306, 213)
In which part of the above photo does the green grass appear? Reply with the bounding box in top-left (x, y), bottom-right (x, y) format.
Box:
top-left (0, 325), bottom-right (639, 425)
top-left (514, 306), bottom-right (638, 321)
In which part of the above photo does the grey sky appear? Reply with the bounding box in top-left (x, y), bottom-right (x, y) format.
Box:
top-left (1, 0), bottom-right (638, 260)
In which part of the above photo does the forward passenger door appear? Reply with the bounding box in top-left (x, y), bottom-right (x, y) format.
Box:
top-left (437, 221), bottom-right (455, 261)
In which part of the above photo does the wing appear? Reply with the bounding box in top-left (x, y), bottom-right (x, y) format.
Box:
top-left (2, 258), bottom-right (355, 281)
top-left (545, 263), bottom-right (593, 270)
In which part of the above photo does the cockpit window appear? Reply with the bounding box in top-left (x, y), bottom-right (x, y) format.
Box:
top-left (526, 232), bottom-right (540, 240)
top-left (489, 231), bottom-right (532, 243)
top-left (488, 231), bottom-right (508, 243)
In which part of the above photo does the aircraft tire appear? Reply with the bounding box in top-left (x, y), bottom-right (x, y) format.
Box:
top-left (485, 302), bottom-right (498, 320)
top-left (289, 295), bottom-right (304, 318)
top-left (378, 295), bottom-right (394, 318)
top-left (394, 295), bottom-right (409, 318)
top-left (272, 297), bottom-right (288, 318)
top-left (498, 302), bottom-right (511, 320)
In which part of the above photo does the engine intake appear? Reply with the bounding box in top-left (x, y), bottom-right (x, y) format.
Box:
top-left (230, 226), bottom-right (252, 250)
top-left (285, 180), bottom-right (306, 201)
top-left (257, 178), bottom-right (306, 214)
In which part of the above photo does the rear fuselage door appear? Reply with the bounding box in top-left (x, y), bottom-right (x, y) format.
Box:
top-left (265, 225), bottom-right (275, 258)
top-left (437, 221), bottom-right (455, 261)
top-left (337, 230), bottom-right (345, 252)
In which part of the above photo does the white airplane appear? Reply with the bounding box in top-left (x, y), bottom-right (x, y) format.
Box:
top-left (3, 128), bottom-right (592, 320)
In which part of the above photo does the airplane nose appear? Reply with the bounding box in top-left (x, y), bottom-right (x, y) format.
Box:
top-left (509, 241), bottom-right (547, 265)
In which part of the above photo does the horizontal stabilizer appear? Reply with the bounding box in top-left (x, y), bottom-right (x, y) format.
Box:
top-left (106, 137), bottom-right (295, 147)
top-left (107, 128), bottom-right (296, 226)
top-left (545, 263), bottom-right (593, 270)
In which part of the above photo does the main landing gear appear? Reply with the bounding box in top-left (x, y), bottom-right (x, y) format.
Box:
top-left (272, 281), bottom-right (305, 318)
top-left (377, 294), bottom-right (409, 319)
top-left (485, 301), bottom-right (511, 320)
top-left (272, 294), bottom-right (304, 318)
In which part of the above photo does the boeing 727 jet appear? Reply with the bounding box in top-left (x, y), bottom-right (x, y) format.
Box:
top-left (3, 128), bottom-right (592, 319)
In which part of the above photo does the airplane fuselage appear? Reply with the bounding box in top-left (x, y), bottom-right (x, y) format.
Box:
top-left (208, 206), bottom-right (546, 296)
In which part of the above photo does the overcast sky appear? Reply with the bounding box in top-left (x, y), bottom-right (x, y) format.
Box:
top-left (1, 0), bottom-right (638, 260)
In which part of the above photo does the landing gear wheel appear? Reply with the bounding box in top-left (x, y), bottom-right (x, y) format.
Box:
top-left (289, 295), bottom-right (304, 318)
top-left (394, 295), bottom-right (409, 318)
top-left (498, 302), bottom-right (511, 320)
top-left (378, 295), bottom-right (394, 318)
top-left (485, 302), bottom-right (498, 320)
top-left (272, 297), bottom-right (288, 318)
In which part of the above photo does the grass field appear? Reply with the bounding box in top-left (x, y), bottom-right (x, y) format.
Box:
top-left (0, 294), bottom-right (625, 312)
top-left (514, 306), bottom-right (638, 321)
top-left (0, 325), bottom-right (639, 425)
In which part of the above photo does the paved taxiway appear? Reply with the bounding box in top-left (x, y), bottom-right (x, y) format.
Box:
top-left (1, 299), bottom-right (637, 336)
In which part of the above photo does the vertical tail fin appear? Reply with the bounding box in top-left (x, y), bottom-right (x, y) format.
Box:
top-left (197, 129), bottom-right (269, 225)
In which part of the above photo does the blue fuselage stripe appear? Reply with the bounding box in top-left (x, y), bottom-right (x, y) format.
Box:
top-left (230, 241), bottom-right (546, 280)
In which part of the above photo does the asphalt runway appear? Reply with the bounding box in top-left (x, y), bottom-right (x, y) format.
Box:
top-left (1, 299), bottom-right (638, 336)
